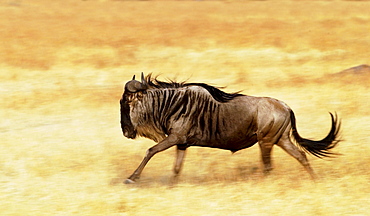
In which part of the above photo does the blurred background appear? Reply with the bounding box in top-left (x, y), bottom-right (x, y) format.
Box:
top-left (0, 0), bottom-right (369, 215)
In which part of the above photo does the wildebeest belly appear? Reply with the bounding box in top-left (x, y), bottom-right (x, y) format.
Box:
top-left (189, 131), bottom-right (258, 152)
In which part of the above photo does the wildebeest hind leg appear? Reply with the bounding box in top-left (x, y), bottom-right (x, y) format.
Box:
top-left (277, 134), bottom-right (317, 180)
top-left (258, 140), bottom-right (274, 174)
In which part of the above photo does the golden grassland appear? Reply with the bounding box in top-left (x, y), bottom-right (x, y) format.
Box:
top-left (1, 0), bottom-right (369, 215)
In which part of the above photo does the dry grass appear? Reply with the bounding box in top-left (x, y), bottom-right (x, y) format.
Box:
top-left (0, 0), bottom-right (369, 215)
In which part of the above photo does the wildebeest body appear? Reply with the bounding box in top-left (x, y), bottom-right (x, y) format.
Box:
top-left (120, 73), bottom-right (341, 183)
top-left (131, 87), bottom-right (281, 149)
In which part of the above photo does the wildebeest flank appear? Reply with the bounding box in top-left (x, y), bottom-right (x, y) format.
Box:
top-left (120, 73), bottom-right (341, 183)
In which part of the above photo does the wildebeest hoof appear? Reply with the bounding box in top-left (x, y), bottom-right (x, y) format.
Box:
top-left (124, 179), bottom-right (136, 184)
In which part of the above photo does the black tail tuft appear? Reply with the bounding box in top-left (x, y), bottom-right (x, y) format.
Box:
top-left (290, 111), bottom-right (341, 158)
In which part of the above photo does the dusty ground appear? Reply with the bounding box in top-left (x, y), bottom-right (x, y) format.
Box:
top-left (0, 0), bottom-right (369, 215)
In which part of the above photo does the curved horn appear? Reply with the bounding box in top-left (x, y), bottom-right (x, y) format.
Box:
top-left (141, 72), bottom-right (147, 85)
top-left (125, 80), bottom-right (147, 93)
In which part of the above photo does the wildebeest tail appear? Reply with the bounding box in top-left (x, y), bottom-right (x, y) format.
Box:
top-left (290, 110), bottom-right (341, 158)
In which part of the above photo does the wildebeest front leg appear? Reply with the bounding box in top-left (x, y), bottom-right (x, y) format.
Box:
top-left (173, 147), bottom-right (186, 176)
top-left (170, 147), bottom-right (187, 183)
top-left (125, 134), bottom-right (184, 184)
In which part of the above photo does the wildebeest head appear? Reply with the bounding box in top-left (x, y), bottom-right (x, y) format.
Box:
top-left (120, 73), bottom-right (148, 139)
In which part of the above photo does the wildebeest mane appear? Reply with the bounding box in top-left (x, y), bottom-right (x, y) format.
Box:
top-left (144, 74), bottom-right (243, 103)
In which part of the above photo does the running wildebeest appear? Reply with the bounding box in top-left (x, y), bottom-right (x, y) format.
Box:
top-left (120, 73), bottom-right (341, 184)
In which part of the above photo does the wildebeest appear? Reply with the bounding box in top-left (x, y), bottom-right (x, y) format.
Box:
top-left (120, 73), bottom-right (341, 183)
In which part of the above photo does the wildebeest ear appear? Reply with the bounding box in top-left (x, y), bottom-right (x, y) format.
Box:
top-left (132, 75), bottom-right (136, 80)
